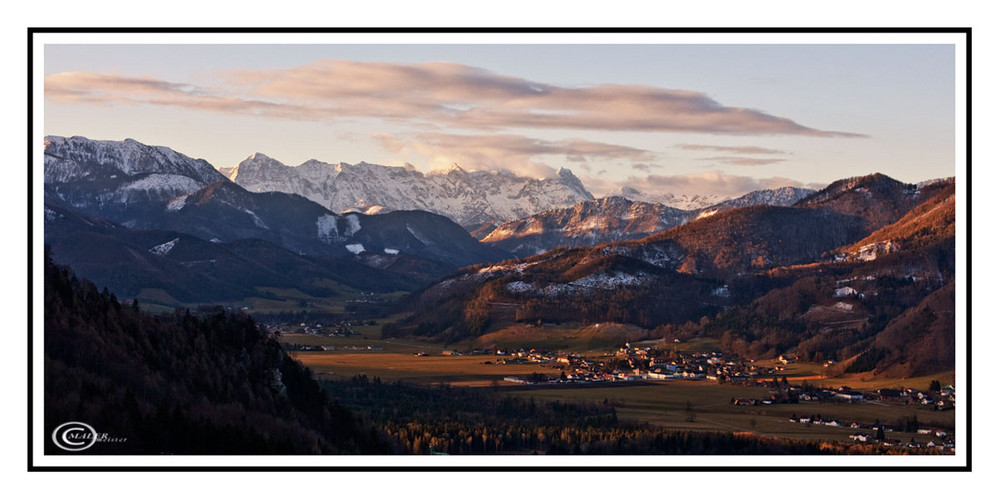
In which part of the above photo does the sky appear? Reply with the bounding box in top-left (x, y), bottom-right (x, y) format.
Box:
top-left (42, 39), bottom-right (958, 199)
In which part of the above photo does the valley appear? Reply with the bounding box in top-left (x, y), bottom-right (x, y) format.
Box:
top-left (278, 317), bottom-right (955, 451)
top-left (40, 135), bottom-right (961, 456)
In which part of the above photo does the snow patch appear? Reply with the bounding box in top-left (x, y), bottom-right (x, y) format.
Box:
top-left (243, 209), bottom-right (268, 229)
top-left (833, 302), bottom-right (854, 312)
top-left (406, 224), bottom-right (433, 245)
top-left (384, 248), bottom-right (399, 255)
top-left (317, 214), bottom-right (340, 240)
top-left (149, 238), bottom-right (179, 256)
top-left (345, 214), bottom-right (362, 236)
top-left (857, 241), bottom-right (896, 262)
top-left (44, 207), bottom-right (62, 221)
top-left (345, 243), bottom-right (365, 255)
top-left (505, 281), bottom-right (534, 293)
top-left (571, 272), bottom-right (648, 289)
top-left (166, 196), bottom-right (186, 212)
top-left (122, 174), bottom-right (203, 194)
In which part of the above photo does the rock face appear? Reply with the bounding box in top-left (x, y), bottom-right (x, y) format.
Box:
top-left (226, 154), bottom-right (594, 227)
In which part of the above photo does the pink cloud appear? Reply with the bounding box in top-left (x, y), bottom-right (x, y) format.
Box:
top-left (46, 61), bottom-right (864, 137)
top-left (398, 133), bottom-right (656, 178)
top-left (676, 144), bottom-right (792, 155)
top-left (581, 170), bottom-right (813, 199)
top-left (696, 156), bottom-right (789, 166)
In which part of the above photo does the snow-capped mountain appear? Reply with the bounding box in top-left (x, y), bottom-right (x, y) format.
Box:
top-left (480, 196), bottom-right (691, 257)
top-left (45, 135), bottom-right (224, 186)
top-left (607, 185), bottom-right (727, 211)
top-left (226, 155), bottom-right (594, 227)
top-left (693, 186), bottom-right (815, 220)
top-left (44, 135), bottom-right (227, 215)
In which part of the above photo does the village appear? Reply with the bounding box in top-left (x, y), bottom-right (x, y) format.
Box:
top-left (276, 319), bottom-right (956, 452)
top-left (478, 342), bottom-right (957, 451)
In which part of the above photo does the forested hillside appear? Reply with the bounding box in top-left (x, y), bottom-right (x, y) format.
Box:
top-left (43, 248), bottom-right (386, 454)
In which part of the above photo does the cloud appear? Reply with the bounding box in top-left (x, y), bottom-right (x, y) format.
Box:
top-left (631, 163), bottom-right (664, 172)
top-left (46, 61), bottom-right (864, 137)
top-left (371, 132), bottom-right (405, 153)
top-left (581, 170), bottom-right (812, 200)
top-left (696, 156), bottom-right (789, 166)
top-left (402, 133), bottom-right (656, 178)
top-left (675, 144), bottom-right (792, 155)
top-left (44, 71), bottom-right (323, 120)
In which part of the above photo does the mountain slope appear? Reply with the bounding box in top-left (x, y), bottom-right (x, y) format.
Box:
top-left (835, 180), bottom-right (956, 261)
top-left (794, 173), bottom-right (952, 231)
top-left (44, 137), bottom-right (514, 297)
top-left (694, 186), bottom-right (815, 219)
top-left (44, 252), bottom-right (386, 454)
top-left (638, 205), bottom-right (869, 277)
top-left (43, 203), bottom-right (425, 303)
top-left (480, 196), bottom-right (691, 257)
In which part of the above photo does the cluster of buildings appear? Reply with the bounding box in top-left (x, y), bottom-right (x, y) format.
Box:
top-left (495, 343), bottom-right (761, 385)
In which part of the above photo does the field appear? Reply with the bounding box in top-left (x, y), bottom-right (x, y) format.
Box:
top-left (290, 326), bottom-right (956, 447)
top-left (506, 381), bottom-right (953, 445)
top-left (137, 283), bottom-right (406, 316)
top-left (284, 318), bottom-right (955, 448)
top-left (292, 351), bottom-right (564, 386)
top-left (751, 359), bottom-right (955, 390)
top-left (472, 322), bottom-right (654, 355)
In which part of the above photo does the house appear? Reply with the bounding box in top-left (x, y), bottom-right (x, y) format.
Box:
top-left (835, 391), bottom-right (864, 402)
top-left (850, 433), bottom-right (870, 442)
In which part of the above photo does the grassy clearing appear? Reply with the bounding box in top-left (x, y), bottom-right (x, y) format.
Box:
top-left (281, 333), bottom-right (442, 353)
top-left (473, 322), bottom-right (653, 355)
top-left (292, 351), bottom-right (564, 386)
top-left (136, 288), bottom-right (180, 305)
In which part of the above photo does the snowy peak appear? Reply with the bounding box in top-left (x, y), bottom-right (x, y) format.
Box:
top-left (607, 185), bottom-right (726, 211)
top-left (695, 186), bottom-right (815, 218)
top-left (227, 155), bottom-right (595, 227)
top-left (44, 135), bottom-right (224, 185)
top-left (556, 167), bottom-right (590, 199)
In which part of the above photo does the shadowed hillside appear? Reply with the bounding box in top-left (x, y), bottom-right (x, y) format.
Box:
top-left (43, 249), bottom-right (387, 454)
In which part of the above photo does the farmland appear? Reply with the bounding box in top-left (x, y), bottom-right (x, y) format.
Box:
top-left (508, 381), bottom-right (954, 445)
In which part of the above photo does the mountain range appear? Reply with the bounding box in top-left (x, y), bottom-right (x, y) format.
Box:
top-left (386, 174), bottom-right (957, 377)
top-left (42, 135), bottom-right (957, 377)
top-left (43, 136), bottom-right (513, 304)
top-left (225, 152), bottom-right (594, 227)
top-left (481, 186), bottom-right (816, 257)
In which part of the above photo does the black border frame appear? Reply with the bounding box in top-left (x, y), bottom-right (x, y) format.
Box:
top-left (27, 27), bottom-right (973, 472)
